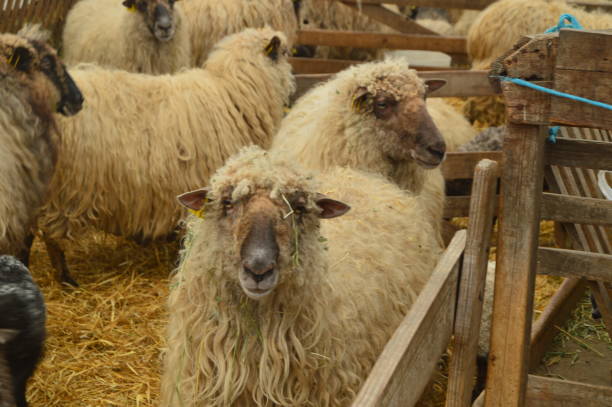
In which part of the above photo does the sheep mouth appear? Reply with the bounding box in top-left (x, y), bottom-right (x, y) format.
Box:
top-left (154, 28), bottom-right (175, 42)
top-left (414, 157), bottom-right (442, 169)
top-left (58, 102), bottom-right (82, 117)
top-left (239, 269), bottom-right (279, 300)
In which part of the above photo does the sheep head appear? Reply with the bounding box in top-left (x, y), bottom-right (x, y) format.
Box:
top-left (122, 0), bottom-right (180, 42)
top-left (350, 75), bottom-right (447, 169)
top-left (0, 30), bottom-right (83, 117)
top-left (177, 149), bottom-right (349, 301)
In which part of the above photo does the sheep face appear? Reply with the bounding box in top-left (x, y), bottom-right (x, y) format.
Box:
top-left (177, 186), bottom-right (349, 301)
top-left (0, 34), bottom-right (83, 117)
top-left (123, 0), bottom-right (179, 42)
top-left (351, 78), bottom-right (447, 169)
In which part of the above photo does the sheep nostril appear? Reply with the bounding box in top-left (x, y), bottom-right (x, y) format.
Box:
top-left (243, 266), bottom-right (275, 283)
top-left (427, 146), bottom-right (445, 161)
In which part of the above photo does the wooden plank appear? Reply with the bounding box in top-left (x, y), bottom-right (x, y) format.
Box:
top-left (297, 29), bottom-right (467, 54)
top-left (545, 138), bottom-right (612, 171)
top-left (504, 34), bottom-right (559, 82)
top-left (501, 81), bottom-right (552, 126)
top-left (294, 70), bottom-right (498, 102)
top-left (340, 2), bottom-right (438, 35)
top-left (549, 70), bottom-right (612, 129)
top-left (485, 124), bottom-right (546, 407)
top-left (526, 374), bottom-right (612, 406)
top-left (289, 57), bottom-right (454, 75)
top-left (528, 278), bottom-right (587, 370)
top-left (352, 230), bottom-right (466, 407)
top-left (346, 0), bottom-right (612, 11)
top-left (445, 193), bottom-right (612, 224)
top-left (556, 29), bottom-right (612, 73)
top-left (446, 160), bottom-right (499, 407)
top-left (537, 248), bottom-right (612, 282)
top-left (541, 193), bottom-right (612, 225)
top-left (343, 0), bottom-right (494, 10)
top-left (442, 152), bottom-right (503, 180)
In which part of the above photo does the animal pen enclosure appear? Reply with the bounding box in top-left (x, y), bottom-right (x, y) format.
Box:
top-left (1, 1), bottom-right (611, 406)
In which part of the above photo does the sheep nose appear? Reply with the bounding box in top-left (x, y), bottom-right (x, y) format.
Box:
top-left (427, 141), bottom-right (446, 161)
top-left (243, 255), bottom-right (277, 280)
top-left (157, 18), bottom-right (171, 30)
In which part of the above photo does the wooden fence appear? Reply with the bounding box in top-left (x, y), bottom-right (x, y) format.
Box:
top-left (0, 0), bottom-right (79, 46)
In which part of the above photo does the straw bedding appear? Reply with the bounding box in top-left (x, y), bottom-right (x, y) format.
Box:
top-left (26, 232), bottom-right (175, 406)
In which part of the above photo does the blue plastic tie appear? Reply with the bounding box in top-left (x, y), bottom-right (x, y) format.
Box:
top-left (548, 126), bottom-right (560, 144)
top-left (544, 13), bottom-right (584, 33)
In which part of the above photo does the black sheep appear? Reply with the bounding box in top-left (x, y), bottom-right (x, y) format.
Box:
top-left (0, 256), bottom-right (46, 407)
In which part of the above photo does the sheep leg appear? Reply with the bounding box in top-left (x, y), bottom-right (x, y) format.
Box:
top-left (16, 233), bottom-right (35, 267)
top-left (590, 294), bottom-right (602, 320)
top-left (42, 236), bottom-right (78, 287)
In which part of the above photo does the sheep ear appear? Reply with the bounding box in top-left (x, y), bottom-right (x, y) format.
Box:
top-left (177, 188), bottom-right (210, 211)
top-left (351, 87), bottom-right (370, 112)
top-left (425, 79), bottom-right (446, 95)
top-left (264, 36), bottom-right (281, 61)
top-left (7, 46), bottom-right (34, 72)
top-left (315, 195), bottom-right (350, 219)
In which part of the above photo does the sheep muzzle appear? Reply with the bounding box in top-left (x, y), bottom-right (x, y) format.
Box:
top-left (239, 205), bottom-right (280, 300)
top-left (410, 109), bottom-right (446, 168)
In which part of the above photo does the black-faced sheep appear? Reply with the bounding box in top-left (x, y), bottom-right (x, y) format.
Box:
top-left (272, 59), bottom-right (476, 231)
top-left (468, 0), bottom-right (612, 69)
top-left (160, 146), bottom-right (443, 406)
top-left (0, 27), bottom-right (83, 266)
top-left (38, 28), bottom-right (295, 286)
top-left (62, 0), bottom-right (191, 74)
top-left (182, 0), bottom-right (298, 66)
top-left (0, 256), bottom-right (46, 407)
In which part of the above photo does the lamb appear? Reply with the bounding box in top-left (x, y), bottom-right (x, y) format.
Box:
top-left (272, 59), bottom-right (476, 228)
top-left (0, 27), bottom-right (83, 265)
top-left (0, 256), bottom-right (46, 407)
top-left (62, 0), bottom-right (191, 74)
top-left (38, 28), bottom-right (295, 286)
top-left (160, 146), bottom-right (443, 406)
top-left (467, 0), bottom-right (612, 69)
top-left (182, 0), bottom-right (298, 67)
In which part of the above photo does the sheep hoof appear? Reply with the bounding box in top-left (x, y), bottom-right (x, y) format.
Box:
top-left (61, 273), bottom-right (79, 288)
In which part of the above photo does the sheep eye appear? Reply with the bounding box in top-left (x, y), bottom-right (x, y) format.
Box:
top-left (375, 102), bottom-right (387, 109)
top-left (222, 199), bottom-right (233, 209)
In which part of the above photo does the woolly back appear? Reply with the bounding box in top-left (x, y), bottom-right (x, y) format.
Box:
top-left (468, 0), bottom-right (612, 69)
top-left (183, 0), bottom-right (298, 66)
top-left (40, 28), bottom-right (295, 241)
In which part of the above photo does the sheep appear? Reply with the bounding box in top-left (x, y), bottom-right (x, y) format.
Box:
top-left (0, 26), bottom-right (84, 266)
top-left (38, 28), bottom-right (295, 286)
top-left (182, 0), bottom-right (299, 67)
top-left (0, 256), bottom-right (46, 407)
top-left (62, 0), bottom-right (191, 74)
top-left (467, 0), bottom-right (612, 69)
top-left (298, 0), bottom-right (397, 60)
top-left (458, 126), bottom-right (506, 152)
top-left (272, 59), bottom-right (476, 229)
top-left (160, 145), bottom-right (443, 406)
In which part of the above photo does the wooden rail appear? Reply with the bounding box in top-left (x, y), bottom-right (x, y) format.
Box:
top-left (345, 0), bottom-right (612, 11)
top-left (352, 231), bottom-right (466, 407)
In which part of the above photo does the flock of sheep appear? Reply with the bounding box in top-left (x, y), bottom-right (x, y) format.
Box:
top-left (0, 0), bottom-right (610, 406)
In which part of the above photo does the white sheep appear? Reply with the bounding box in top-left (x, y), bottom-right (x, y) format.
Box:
top-left (468, 0), bottom-right (612, 69)
top-left (62, 0), bottom-right (191, 74)
top-left (273, 59), bottom-right (476, 229)
top-left (38, 27), bottom-right (295, 286)
top-left (160, 145), bottom-right (443, 406)
top-left (182, 0), bottom-right (298, 66)
top-left (0, 27), bottom-right (83, 266)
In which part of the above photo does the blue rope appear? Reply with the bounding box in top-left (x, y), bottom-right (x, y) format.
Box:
top-left (497, 14), bottom-right (611, 143)
top-left (544, 13), bottom-right (584, 33)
